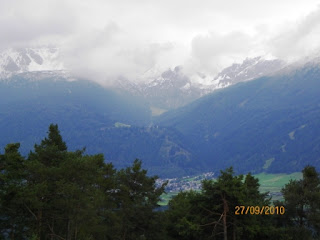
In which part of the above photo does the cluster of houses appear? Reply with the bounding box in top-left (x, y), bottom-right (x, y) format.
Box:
top-left (156, 172), bottom-right (215, 192)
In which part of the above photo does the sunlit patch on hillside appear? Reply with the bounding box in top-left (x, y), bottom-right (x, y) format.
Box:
top-left (150, 106), bottom-right (167, 116)
top-left (114, 122), bottom-right (131, 128)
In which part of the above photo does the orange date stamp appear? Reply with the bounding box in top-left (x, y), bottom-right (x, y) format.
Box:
top-left (235, 206), bottom-right (285, 215)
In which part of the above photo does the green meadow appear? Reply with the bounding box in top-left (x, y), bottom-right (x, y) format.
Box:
top-left (255, 172), bottom-right (302, 201)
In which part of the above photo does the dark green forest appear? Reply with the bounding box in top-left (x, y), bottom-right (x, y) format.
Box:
top-left (1, 125), bottom-right (320, 240)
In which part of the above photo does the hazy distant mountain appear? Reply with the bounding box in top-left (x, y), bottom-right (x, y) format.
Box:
top-left (112, 67), bottom-right (205, 111)
top-left (115, 57), bottom-right (286, 111)
top-left (0, 75), bottom-right (152, 155)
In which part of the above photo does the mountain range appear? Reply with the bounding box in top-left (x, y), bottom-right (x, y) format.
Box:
top-left (1, 48), bottom-right (286, 110)
top-left (155, 62), bottom-right (320, 174)
top-left (1, 47), bottom-right (319, 177)
top-left (113, 57), bottom-right (286, 111)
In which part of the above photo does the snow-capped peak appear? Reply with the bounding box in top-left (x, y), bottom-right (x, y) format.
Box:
top-left (0, 47), bottom-right (64, 79)
top-left (210, 56), bottom-right (286, 88)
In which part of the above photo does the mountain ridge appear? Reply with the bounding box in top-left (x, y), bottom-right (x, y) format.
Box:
top-left (1, 47), bottom-right (288, 110)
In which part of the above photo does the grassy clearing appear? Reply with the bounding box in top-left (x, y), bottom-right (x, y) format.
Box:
top-left (263, 158), bottom-right (275, 170)
top-left (256, 172), bottom-right (302, 202)
top-left (159, 192), bottom-right (179, 206)
top-left (181, 176), bottom-right (197, 182)
top-left (256, 172), bottom-right (302, 194)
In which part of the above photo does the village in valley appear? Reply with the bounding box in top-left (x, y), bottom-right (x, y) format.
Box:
top-left (156, 172), bottom-right (215, 193)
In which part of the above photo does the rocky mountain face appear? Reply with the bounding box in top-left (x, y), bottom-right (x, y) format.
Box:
top-left (211, 57), bottom-right (285, 88)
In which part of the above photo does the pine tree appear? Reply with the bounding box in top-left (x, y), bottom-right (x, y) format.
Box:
top-left (0, 143), bottom-right (29, 239)
top-left (115, 159), bottom-right (166, 240)
top-left (166, 167), bottom-right (274, 240)
top-left (0, 124), bottom-right (169, 239)
top-left (166, 191), bottom-right (202, 240)
top-left (282, 165), bottom-right (320, 239)
top-left (23, 124), bottom-right (115, 239)
top-left (24, 124), bottom-right (69, 239)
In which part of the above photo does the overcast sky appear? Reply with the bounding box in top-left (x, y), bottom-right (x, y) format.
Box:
top-left (1, 0), bottom-right (320, 83)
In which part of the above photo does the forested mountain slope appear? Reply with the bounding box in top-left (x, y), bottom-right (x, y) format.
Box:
top-left (0, 74), bottom-right (150, 155)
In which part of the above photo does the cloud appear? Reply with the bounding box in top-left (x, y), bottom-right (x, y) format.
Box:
top-left (62, 22), bottom-right (179, 84)
top-left (0, 0), bottom-right (77, 50)
top-left (181, 31), bottom-right (259, 80)
top-left (267, 5), bottom-right (320, 62)
top-left (1, 0), bottom-right (320, 83)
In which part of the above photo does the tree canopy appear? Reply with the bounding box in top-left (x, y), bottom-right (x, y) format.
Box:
top-left (0, 124), bottom-right (166, 240)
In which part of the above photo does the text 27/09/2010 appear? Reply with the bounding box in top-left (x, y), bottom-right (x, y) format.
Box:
top-left (235, 206), bottom-right (285, 215)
